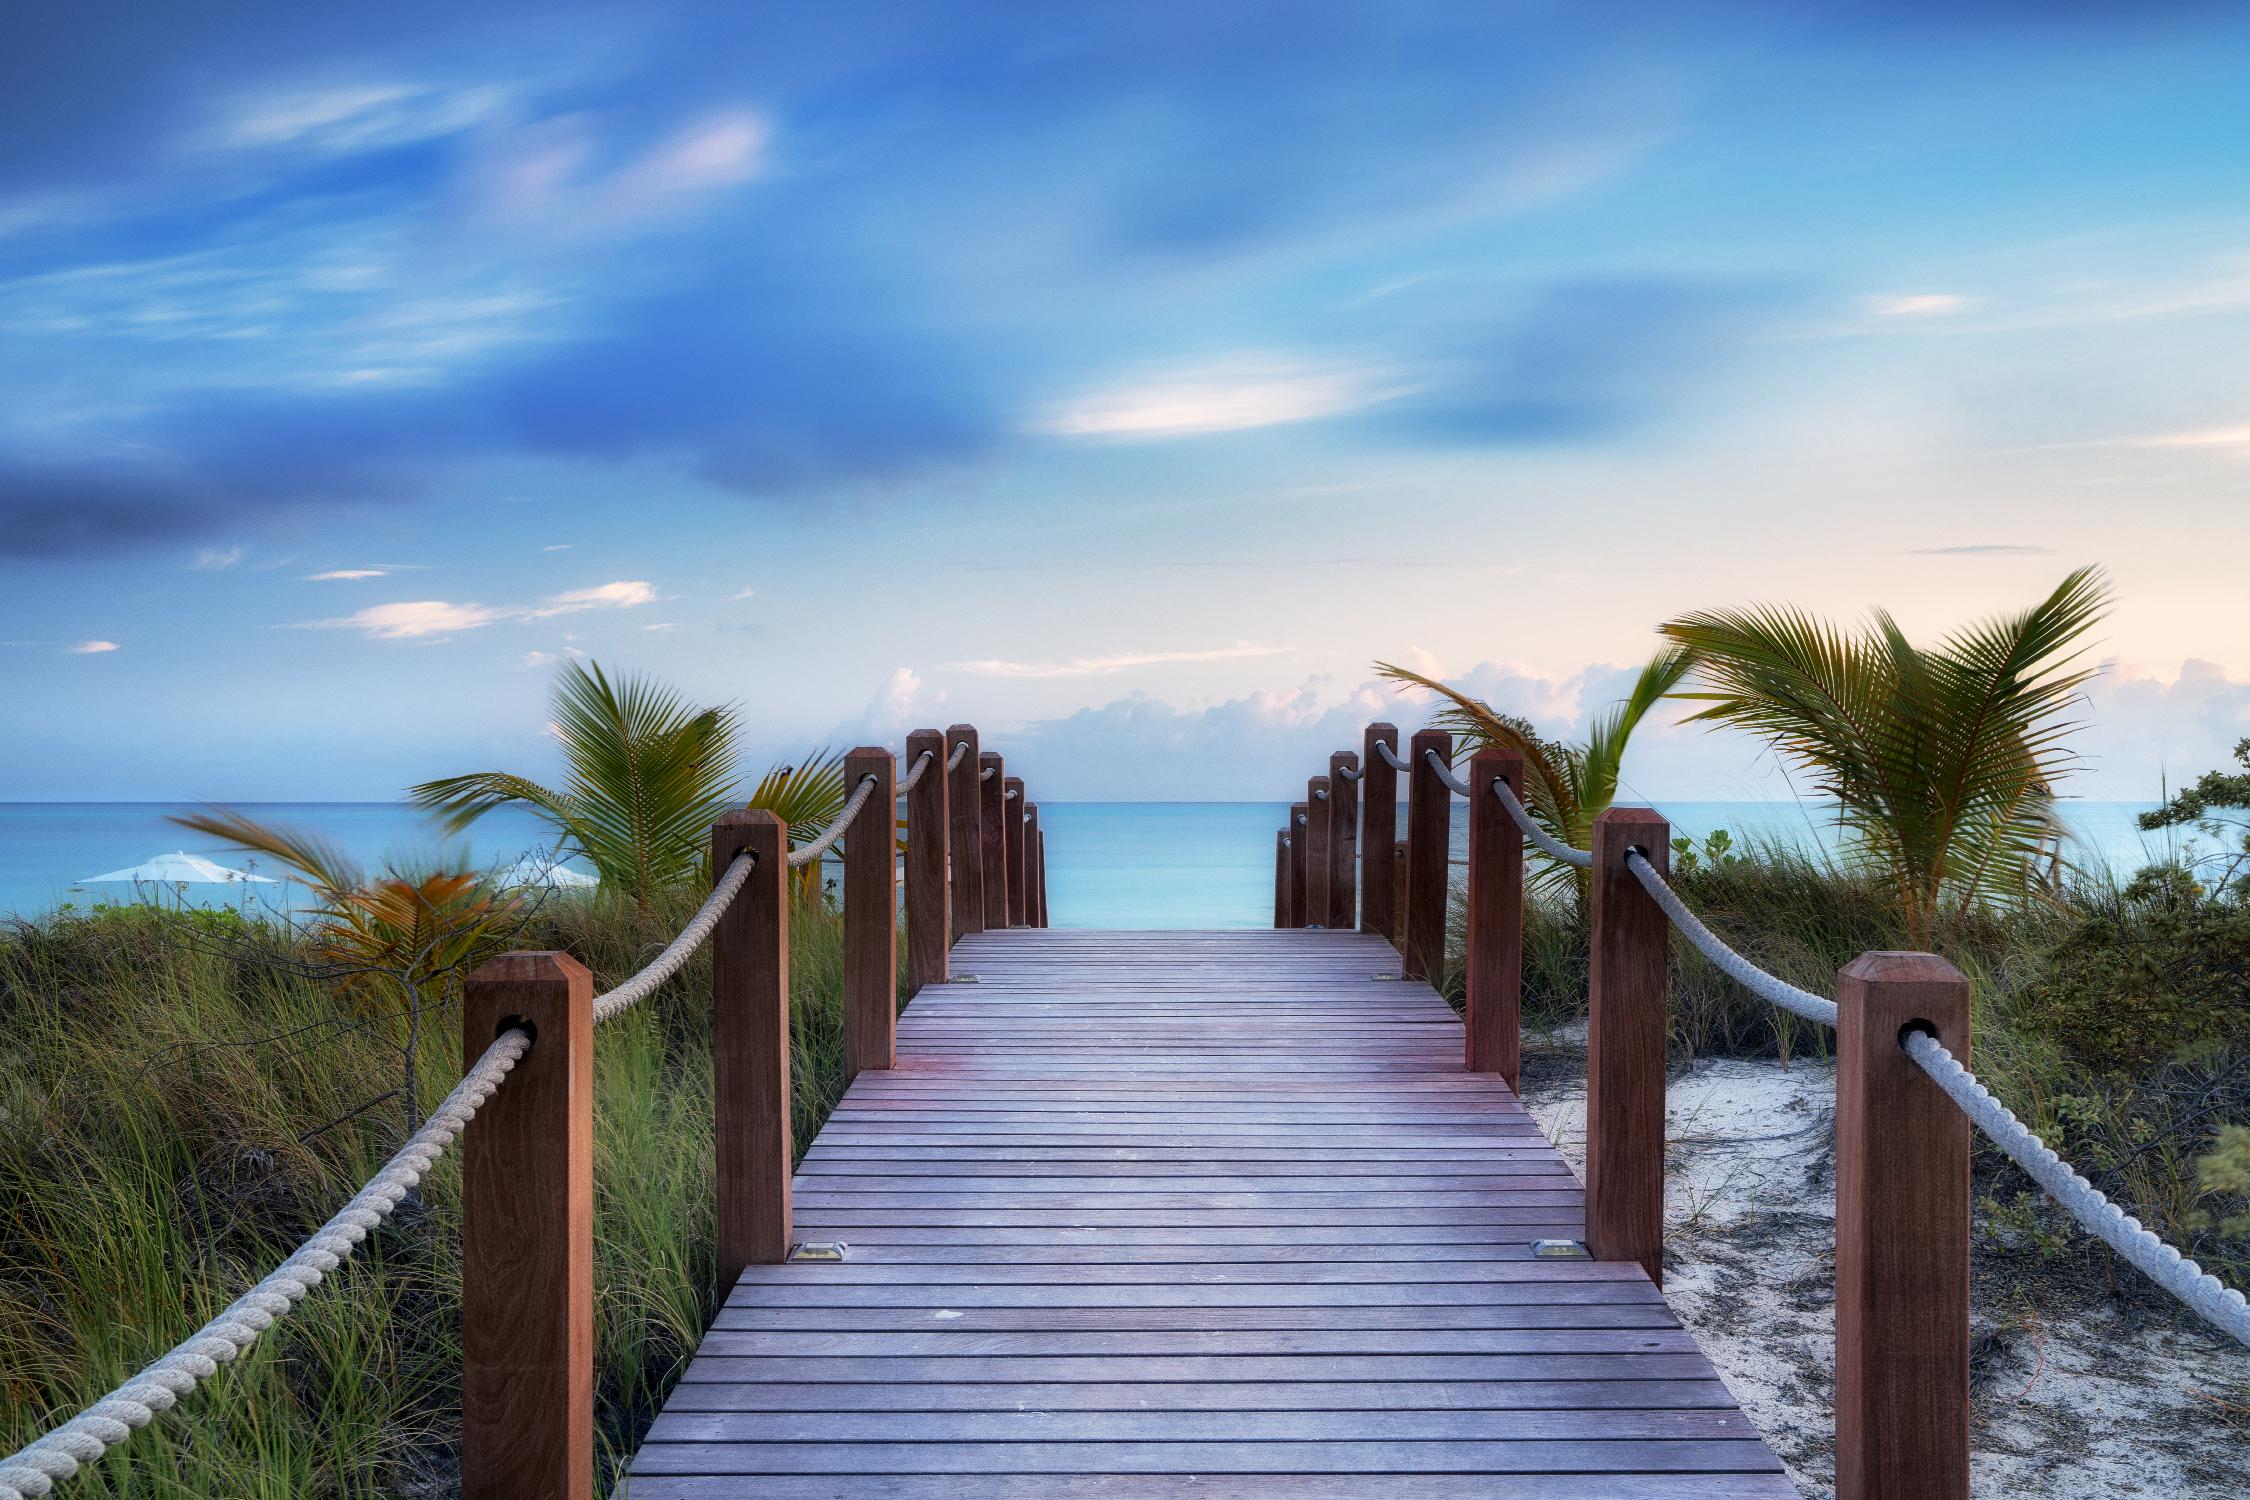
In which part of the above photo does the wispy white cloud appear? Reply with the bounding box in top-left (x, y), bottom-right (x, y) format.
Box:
top-left (542, 544), bottom-right (575, 552)
top-left (730, 586), bottom-right (757, 601)
top-left (65, 640), bottom-right (120, 655)
top-left (1868, 292), bottom-right (1969, 319)
top-left (949, 641), bottom-right (1290, 679)
top-left (519, 646), bottom-right (589, 669)
top-left (189, 546), bottom-right (244, 571)
top-left (307, 567), bottom-right (390, 580)
top-left (2027, 423), bottom-right (2250, 457)
top-left (1034, 359), bottom-right (1411, 439)
top-left (208, 81), bottom-right (512, 158)
top-left (300, 580), bottom-right (660, 639)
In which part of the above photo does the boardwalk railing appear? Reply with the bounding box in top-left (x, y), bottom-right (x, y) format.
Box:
top-left (1, 724), bottom-right (1047, 1500)
top-left (1271, 725), bottom-right (2250, 1500)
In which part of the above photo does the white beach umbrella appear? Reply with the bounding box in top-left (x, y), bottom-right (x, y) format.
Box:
top-left (496, 855), bottom-right (600, 889)
top-left (79, 851), bottom-right (277, 885)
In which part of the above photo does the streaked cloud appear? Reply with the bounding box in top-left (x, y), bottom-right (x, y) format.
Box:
top-left (307, 567), bottom-right (390, 580)
top-left (188, 545), bottom-right (244, 570)
top-left (65, 640), bottom-right (120, 654)
top-left (300, 579), bottom-right (659, 639)
top-left (207, 81), bottom-right (511, 158)
top-left (1034, 360), bottom-right (1409, 440)
top-left (950, 642), bottom-right (1290, 679)
top-left (1868, 292), bottom-right (1970, 319)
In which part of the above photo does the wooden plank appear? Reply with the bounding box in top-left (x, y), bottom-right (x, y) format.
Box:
top-left (629, 924), bottom-right (1784, 1494)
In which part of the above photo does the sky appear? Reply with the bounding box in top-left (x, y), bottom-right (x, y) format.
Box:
top-left (2, 1), bottom-right (2247, 803)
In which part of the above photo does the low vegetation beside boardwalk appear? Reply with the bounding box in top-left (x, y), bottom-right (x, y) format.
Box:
top-left (0, 889), bottom-right (853, 1498)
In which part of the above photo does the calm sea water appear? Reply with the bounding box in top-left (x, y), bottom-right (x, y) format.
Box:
top-left (0, 800), bottom-right (2187, 928)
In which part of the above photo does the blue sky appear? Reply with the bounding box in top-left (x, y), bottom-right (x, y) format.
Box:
top-left (3, 2), bottom-right (2247, 801)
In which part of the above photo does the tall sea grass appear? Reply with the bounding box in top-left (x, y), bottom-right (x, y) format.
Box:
top-left (0, 888), bottom-right (859, 1496)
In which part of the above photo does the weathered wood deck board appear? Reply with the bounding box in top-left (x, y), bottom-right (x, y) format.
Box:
top-left (628, 928), bottom-right (1789, 1496)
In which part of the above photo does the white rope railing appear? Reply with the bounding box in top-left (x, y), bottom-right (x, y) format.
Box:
top-left (1336, 763), bottom-right (1363, 782)
top-left (980, 764), bottom-right (997, 781)
top-left (1622, 848), bottom-right (1838, 1026)
top-left (1312, 788), bottom-right (1328, 802)
top-left (592, 851), bottom-right (755, 1023)
top-left (1005, 786), bottom-right (1020, 800)
top-left (0, 1029), bottom-right (532, 1500)
top-left (1422, 748), bottom-right (1472, 797)
top-left (1489, 778), bottom-right (1594, 870)
top-left (893, 749), bottom-right (934, 793)
top-left (1294, 812), bottom-right (1308, 827)
top-left (1612, 841), bottom-right (2246, 1346)
top-left (787, 774), bottom-right (880, 869)
top-left (1373, 739), bottom-right (1407, 771)
top-left (1904, 1032), bottom-right (2250, 1348)
top-left (946, 740), bottom-right (970, 772)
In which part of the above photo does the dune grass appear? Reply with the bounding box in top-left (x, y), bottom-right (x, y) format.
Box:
top-left (1444, 839), bottom-right (2250, 1291)
top-left (0, 888), bottom-right (857, 1496)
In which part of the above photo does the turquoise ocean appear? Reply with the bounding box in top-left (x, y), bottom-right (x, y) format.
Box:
top-left (0, 801), bottom-right (2191, 929)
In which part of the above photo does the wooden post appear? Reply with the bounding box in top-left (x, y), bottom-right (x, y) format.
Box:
top-left (1022, 804), bottom-right (1042, 928)
top-left (841, 748), bottom-right (896, 1080)
top-left (1587, 807), bottom-right (1669, 1284)
top-left (711, 810), bottom-right (792, 1283)
top-left (904, 728), bottom-right (949, 991)
top-left (1835, 952), bottom-right (1972, 1500)
top-left (1304, 776), bottom-right (1332, 927)
top-left (1327, 752), bottom-right (1359, 930)
top-left (462, 952), bottom-right (593, 1500)
top-left (1359, 724), bottom-right (1398, 939)
top-left (1003, 777), bottom-right (1028, 926)
top-left (1273, 828), bottom-right (1291, 927)
top-left (1391, 845), bottom-right (1407, 943)
top-left (1401, 728), bottom-right (1453, 983)
top-left (1464, 749), bottom-right (1526, 1088)
top-left (1037, 828), bottom-right (1050, 926)
top-left (978, 751), bottom-right (1009, 930)
top-left (946, 724), bottom-right (983, 941)
top-left (1287, 802), bottom-right (1310, 928)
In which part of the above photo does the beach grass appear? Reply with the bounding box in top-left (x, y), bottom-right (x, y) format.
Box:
top-left (0, 887), bottom-right (858, 1496)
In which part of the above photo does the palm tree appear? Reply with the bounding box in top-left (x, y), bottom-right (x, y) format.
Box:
top-left (1658, 565), bottom-right (2111, 944)
top-left (411, 661), bottom-right (853, 917)
top-left (1376, 648), bottom-right (1692, 892)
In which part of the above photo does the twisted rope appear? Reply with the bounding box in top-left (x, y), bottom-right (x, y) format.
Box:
top-left (946, 740), bottom-right (971, 772)
top-left (591, 851), bottom-right (755, 1023)
top-left (1336, 763), bottom-right (1363, 782)
top-left (1904, 1032), bottom-right (2250, 1348)
top-left (1623, 849), bottom-right (1838, 1025)
top-left (787, 774), bottom-right (880, 870)
top-left (1372, 739), bottom-right (1407, 771)
top-left (1489, 778), bottom-right (1594, 870)
top-left (1294, 812), bottom-right (1308, 827)
top-left (1422, 748), bottom-right (1472, 797)
top-left (0, 1030), bottom-right (533, 1500)
top-left (980, 764), bottom-right (997, 781)
top-left (893, 749), bottom-right (934, 793)
top-left (1312, 788), bottom-right (1329, 802)
top-left (1005, 787), bottom-right (1020, 801)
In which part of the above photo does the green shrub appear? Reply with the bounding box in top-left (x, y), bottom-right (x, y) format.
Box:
top-left (2013, 863), bottom-right (2250, 1074)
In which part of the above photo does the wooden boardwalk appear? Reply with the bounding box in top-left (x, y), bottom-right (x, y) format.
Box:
top-left (628, 927), bottom-right (1793, 1497)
